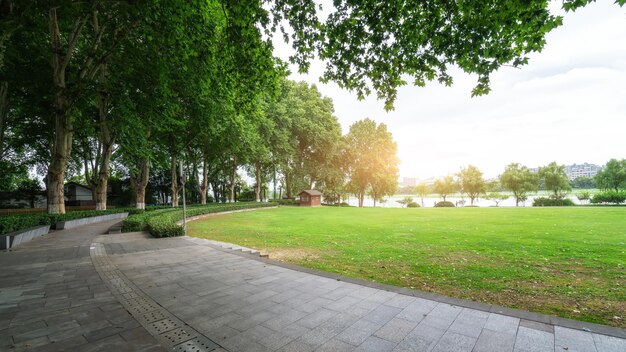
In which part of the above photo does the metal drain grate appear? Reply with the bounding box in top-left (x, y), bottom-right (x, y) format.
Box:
top-left (159, 327), bottom-right (195, 345)
top-left (171, 336), bottom-right (219, 352)
top-left (139, 310), bottom-right (169, 324)
top-left (90, 240), bottom-right (219, 352)
top-left (127, 303), bottom-right (160, 315)
top-left (149, 318), bottom-right (181, 334)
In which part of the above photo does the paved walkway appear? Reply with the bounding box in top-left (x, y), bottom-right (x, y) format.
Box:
top-left (1, 221), bottom-right (625, 352)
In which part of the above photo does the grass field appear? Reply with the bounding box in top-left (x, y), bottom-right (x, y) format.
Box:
top-left (188, 206), bottom-right (626, 327)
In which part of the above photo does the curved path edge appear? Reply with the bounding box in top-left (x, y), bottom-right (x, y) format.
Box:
top-left (90, 236), bottom-right (221, 352)
top-left (185, 236), bottom-right (626, 340)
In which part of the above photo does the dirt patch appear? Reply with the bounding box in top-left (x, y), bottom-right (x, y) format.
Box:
top-left (269, 248), bottom-right (321, 261)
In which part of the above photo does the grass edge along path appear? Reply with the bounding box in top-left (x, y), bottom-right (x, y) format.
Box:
top-left (188, 206), bottom-right (626, 328)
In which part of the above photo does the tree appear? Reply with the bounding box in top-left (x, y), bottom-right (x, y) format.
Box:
top-left (396, 196), bottom-right (413, 208)
top-left (570, 176), bottom-right (596, 189)
top-left (345, 119), bottom-right (399, 207)
top-left (414, 183), bottom-right (430, 207)
top-left (595, 159), bottom-right (626, 191)
top-left (539, 162), bottom-right (571, 199)
top-left (576, 192), bottom-right (590, 204)
top-left (486, 193), bottom-right (509, 207)
top-left (499, 163), bottom-right (538, 206)
top-left (457, 165), bottom-right (486, 205)
top-left (433, 176), bottom-right (458, 202)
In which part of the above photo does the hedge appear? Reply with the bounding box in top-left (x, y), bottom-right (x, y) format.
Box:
top-left (121, 203), bottom-right (212, 232)
top-left (532, 197), bottom-right (575, 207)
top-left (146, 202), bottom-right (277, 238)
top-left (590, 191), bottom-right (626, 205)
top-left (0, 207), bottom-right (148, 235)
top-left (434, 201), bottom-right (455, 207)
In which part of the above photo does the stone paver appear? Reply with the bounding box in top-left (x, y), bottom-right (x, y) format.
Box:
top-left (2, 222), bottom-right (625, 352)
top-left (0, 221), bottom-right (163, 351)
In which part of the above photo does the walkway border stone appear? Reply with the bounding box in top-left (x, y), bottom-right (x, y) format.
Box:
top-left (56, 212), bottom-right (129, 230)
top-left (184, 236), bottom-right (626, 340)
top-left (90, 237), bottom-right (221, 351)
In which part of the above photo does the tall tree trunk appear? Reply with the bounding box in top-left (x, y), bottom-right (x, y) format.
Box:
top-left (229, 156), bottom-right (236, 202)
top-left (131, 158), bottom-right (149, 209)
top-left (93, 62), bottom-right (114, 210)
top-left (46, 9), bottom-right (87, 214)
top-left (255, 162), bottom-right (262, 202)
top-left (170, 153), bottom-right (178, 207)
top-left (198, 155), bottom-right (208, 205)
top-left (285, 171), bottom-right (292, 199)
top-left (0, 81), bottom-right (7, 160)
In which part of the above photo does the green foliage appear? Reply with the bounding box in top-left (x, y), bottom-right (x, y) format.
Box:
top-left (485, 192), bottom-right (509, 206)
top-left (407, 202), bottom-right (420, 208)
top-left (539, 162), bottom-right (571, 199)
top-left (434, 201), bottom-right (455, 207)
top-left (146, 202), bottom-right (277, 238)
top-left (595, 159), bottom-right (626, 191)
top-left (590, 191), bottom-right (626, 205)
top-left (457, 165), bottom-right (485, 205)
top-left (396, 196), bottom-right (414, 207)
top-left (278, 199), bottom-right (299, 206)
top-left (576, 192), bottom-right (591, 202)
top-left (570, 177), bottom-right (596, 189)
top-left (532, 197), bottom-right (575, 207)
top-left (0, 207), bottom-right (146, 235)
top-left (500, 163), bottom-right (538, 206)
top-left (345, 119), bottom-right (399, 207)
top-left (433, 176), bottom-right (458, 202)
top-left (0, 214), bottom-right (48, 234)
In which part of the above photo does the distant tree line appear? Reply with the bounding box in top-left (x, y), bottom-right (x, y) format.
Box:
top-left (403, 159), bottom-right (626, 207)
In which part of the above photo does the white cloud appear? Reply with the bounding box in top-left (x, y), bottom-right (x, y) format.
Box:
top-left (274, 1), bottom-right (626, 179)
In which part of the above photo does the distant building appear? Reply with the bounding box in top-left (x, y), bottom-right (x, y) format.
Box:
top-left (530, 163), bottom-right (601, 180)
top-left (565, 163), bottom-right (601, 181)
top-left (64, 182), bottom-right (94, 206)
top-left (399, 177), bottom-right (418, 187)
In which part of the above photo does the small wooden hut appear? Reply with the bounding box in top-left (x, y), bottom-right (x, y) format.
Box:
top-left (298, 190), bottom-right (322, 207)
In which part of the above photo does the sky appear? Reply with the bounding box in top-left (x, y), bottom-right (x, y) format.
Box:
top-left (273, 1), bottom-right (626, 180)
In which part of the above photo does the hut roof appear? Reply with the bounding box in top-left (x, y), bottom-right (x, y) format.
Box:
top-left (299, 190), bottom-right (322, 196)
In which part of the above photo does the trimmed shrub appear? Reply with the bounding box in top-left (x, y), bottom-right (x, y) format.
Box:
top-left (532, 197), bottom-right (575, 207)
top-left (145, 202), bottom-right (278, 238)
top-left (147, 217), bottom-right (184, 238)
top-left (0, 207), bottom-right (148, 235)
top-left (434, 201), bottom-right (455, 207)
top-left (407, 202), bottom-right (420, 208)
top-left (278, 199), bottom-right (298, 206)
top-left (590, 191), bottom-right (626, 205)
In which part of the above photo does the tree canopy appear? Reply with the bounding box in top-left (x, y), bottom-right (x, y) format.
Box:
top-left (1, 0), bottom-right (622, 213)
top-left (500, 163), bottom-right (538, 206)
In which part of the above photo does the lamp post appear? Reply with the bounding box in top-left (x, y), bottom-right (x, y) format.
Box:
top-left (179, 160), bottom-right (187, 236)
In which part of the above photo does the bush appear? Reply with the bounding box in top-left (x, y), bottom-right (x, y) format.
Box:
top-left (532, 197), bottom-right (575, 207)
top-left (590, 191), bottom-right (626, 205)
top-left (278, 199), bottom-right (298, 206)
top-left (145, 202), bottom-right (278, 238)
top-left (0, 207), bottom-right (149, 235)
top-left (407, 202), bottom-right (420, 208)
top-left (122, 208), bottom-right (181, 232)
top-left (147, 216), bottom-right (185, 238)
top-left (434, 201), bottom-right (455, 207)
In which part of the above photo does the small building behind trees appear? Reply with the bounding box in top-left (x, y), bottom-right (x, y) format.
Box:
top-left (298, 190), bottom-right (322, 207)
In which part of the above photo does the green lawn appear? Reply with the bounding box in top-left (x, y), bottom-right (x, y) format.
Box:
top-left (188, 206), bottom-right (626, 327)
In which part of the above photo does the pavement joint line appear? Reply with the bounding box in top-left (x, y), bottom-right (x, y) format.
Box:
top-left (90, 238), bottom-right (220, 352)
